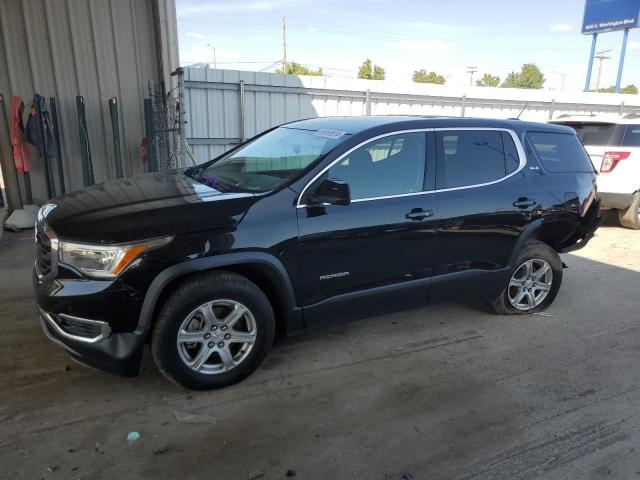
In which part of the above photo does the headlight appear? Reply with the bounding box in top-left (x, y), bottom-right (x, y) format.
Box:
top-left (59, 236), bottom-right (173, 279)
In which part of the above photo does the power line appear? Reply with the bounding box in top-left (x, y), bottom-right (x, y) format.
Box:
top-left (191, 16), bottom-right (586, 51)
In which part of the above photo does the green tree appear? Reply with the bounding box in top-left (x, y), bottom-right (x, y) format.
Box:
top-left (501, 64), bottom-right (545, 89)
top-left (597, 84), bottom-right (638, 94)
top-left (412, 69), bottom-right (446, 84)
top-left (476, 73), bottom-right (500, 87)
top-left (358, 58), bottom-right (385, 80)
top-left (275, 61), bottom-right (323, 76)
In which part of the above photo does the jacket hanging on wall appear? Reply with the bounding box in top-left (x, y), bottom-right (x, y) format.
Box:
top-left (10, 96), bottom-right (30, 173)
top-left (25, 101), bottom-right (57, 160)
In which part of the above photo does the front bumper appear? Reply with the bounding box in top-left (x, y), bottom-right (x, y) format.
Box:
top-left (38, 307), bottom-right (146, 376)
top-left (34, 270), bottom-right (147, 376)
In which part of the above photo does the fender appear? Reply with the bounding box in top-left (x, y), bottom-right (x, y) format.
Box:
top-left (135, 252), bottom-right (303, 335)
top-left (507, 219), bottom-right (543, 269)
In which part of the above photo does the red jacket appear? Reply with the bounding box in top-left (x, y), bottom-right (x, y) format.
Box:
top-left (10, 96), bottom-right (30, 173)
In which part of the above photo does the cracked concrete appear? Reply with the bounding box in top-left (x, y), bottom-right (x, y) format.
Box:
top-left (0, 216), bottom-right (639, 479)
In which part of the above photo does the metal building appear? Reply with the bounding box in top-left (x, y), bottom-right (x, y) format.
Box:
top-left (0, 0), bottom-right (179, 211)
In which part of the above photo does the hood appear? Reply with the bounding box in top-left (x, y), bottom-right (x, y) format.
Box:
top-left (43, 170), bottom-right (255, 243)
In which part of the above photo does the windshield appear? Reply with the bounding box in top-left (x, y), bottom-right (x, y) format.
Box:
top-left (192, 127), bottom-right (348, 192)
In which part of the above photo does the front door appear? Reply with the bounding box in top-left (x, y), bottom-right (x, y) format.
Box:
top-left (296, 131), bottom-right (438, 328)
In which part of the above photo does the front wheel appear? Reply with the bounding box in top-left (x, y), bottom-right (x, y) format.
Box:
top-left (151, 271), bottom-right (275, 390)
top-left (618, 192), bottom-right (640, 230)
top-left (487, 241), bottom-right (563, 315)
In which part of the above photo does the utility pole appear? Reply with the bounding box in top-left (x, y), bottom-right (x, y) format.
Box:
top-left (467, 66), bottom-right (477, 86)
top-left (281, 16), bottom-right (287, 71)
top-left (595, 49), bottom-right (611, 91)
top-left (206, 43), bottom-right (216, 69)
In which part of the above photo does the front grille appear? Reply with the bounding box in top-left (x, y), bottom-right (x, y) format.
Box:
top-left (55, 315), bottom-right (102, 339)
top-left (35, 228), bottom-right (52, 276)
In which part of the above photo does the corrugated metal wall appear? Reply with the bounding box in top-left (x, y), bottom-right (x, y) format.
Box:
top-left (0, 0), bottom-right (179, 209)
top-left (184, 67), bottom-right (640, 164)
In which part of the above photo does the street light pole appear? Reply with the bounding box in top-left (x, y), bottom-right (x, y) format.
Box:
top-left (552, 71), bottom-right (566, 91)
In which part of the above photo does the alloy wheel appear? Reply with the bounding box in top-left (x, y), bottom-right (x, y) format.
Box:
top-left (176, 299), bottom-right (257, 374)
top-left (507, 259), bottom-right (553, 311)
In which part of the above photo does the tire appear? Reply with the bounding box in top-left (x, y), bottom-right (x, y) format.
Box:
top-left (618, 192), bottom-right (640, 230)
top-left (151, 270), bottom-right (275, 390)
top-left (487, 241), bottom-right (563, 315)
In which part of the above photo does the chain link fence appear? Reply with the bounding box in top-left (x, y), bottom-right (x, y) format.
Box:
top-left (144, 68), bottom-right (188, 172)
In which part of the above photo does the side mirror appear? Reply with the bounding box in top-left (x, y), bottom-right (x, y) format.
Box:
top-left (308, 179), bottom-right (351, 206)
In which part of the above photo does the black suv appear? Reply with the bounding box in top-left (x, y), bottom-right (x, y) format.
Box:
top-left (34, 117), bottom-right (600, 389)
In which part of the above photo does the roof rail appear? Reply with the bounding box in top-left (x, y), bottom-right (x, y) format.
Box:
top-left (555, 113), bottom-right (597, 119)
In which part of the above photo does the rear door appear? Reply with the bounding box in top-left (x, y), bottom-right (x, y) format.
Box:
top-left (431, 128), bottom-right (533, 301)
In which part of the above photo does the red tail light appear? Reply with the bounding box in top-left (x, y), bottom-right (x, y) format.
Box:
top-left (600, 151), bottom-right (631, 173)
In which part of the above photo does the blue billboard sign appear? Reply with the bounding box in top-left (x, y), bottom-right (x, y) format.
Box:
top-left (582, 0), bottom-right (640, 34)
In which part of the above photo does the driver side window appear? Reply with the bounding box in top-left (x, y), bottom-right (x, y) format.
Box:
top-left (327, 132), bottom-right (427, 200)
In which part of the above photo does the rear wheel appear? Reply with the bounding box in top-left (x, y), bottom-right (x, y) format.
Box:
top-left (151, 271), bottom-right (275, 390)
top-left (488, 241), bottom-right (563, 315)
top-left (618, 192), bottom-right (640, 230)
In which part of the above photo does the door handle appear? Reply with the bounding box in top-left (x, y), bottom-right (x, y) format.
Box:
top-left (405, 208), bottom-right (434, 221)
top-left (513, 199), bottom-right (536, 209)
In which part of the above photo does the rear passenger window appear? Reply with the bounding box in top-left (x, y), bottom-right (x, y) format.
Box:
top-left (526, 131), bottom-right (594, 173)
top-left (437, 130), bottom-right (518, 188)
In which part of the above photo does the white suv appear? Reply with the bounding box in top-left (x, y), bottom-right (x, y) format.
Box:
top-left (551, 114), bottom-right (640, 230)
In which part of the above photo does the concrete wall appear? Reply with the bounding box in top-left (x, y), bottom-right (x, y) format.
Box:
top-left (184, 67), bottom-right (640, 164)
top-left (0, 0), bottom-right (179, 210)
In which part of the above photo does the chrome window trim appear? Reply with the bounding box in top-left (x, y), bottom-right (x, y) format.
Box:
top-left (38, 307), bottom-right (112, 344)
top-left (296, 126), bottom-right (526, 208)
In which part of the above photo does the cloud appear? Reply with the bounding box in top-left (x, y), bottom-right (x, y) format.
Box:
top-left (401, 21), bottom-right (478, 33)
top-left (549, 24), bottom-right (573, 32)
top-left (179, 45), bottom-right (238, 64)
top-left (185, 32), bottom-right (230, 42)
top-left (177, 0), bottom-right (306, 16)
top-left (393, 39), bottom-right (457, 52)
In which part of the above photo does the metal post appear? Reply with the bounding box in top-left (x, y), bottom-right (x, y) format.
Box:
top-left (239, 80), bottom-right (246, 143)
top-left (460, 95), bottom-right (467, 117)
top-left (108, 98), bottom-right (123, 178)
top-left (615, 28), bottom-right (629, 94)
top-left (365, 89), bottom-right (371, 115)
top-left (177, 68), bottom-right (187, 167)
top-left (143, 98), bottom-right (158, 173)
top-left (548, 99), bottom-right (556, 121)
top-left (76, 96), bottom-right (94, 186)
top-left (34, 95), bottom-right (54, 199)
top-left (584, 33), bottom-right (598, 92)
top-left (49, 97), bottom-right (65, 194)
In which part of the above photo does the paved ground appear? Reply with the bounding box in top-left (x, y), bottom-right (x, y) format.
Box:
top-left (1, 216), bottom-right (639, 480)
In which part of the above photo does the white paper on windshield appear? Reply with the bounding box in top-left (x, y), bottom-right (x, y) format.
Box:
top-left (314, 129), bottom-right (347, 139)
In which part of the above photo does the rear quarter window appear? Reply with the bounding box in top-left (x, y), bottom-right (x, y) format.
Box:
top-left (623, 125), bottom-right (640, 147)
top-left (526, 131), bottom-right (594, 173)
